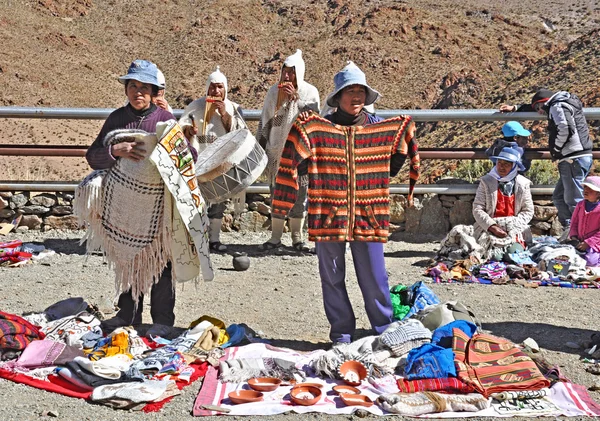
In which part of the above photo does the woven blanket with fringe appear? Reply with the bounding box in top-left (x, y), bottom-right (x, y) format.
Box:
top-left (75, 121), bottom-right (213, 302)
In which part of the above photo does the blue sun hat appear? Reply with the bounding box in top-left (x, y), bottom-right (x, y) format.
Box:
top-left (490, 146), bottom-right (525, 172)
top-left (118, 59), bottom-right (161, 87)
top-left (502, 121), bottom-right (531, 138)
top-left (327, 61), bottom-right (381, 107)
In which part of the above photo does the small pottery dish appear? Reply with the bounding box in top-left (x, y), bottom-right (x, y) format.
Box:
top-left (332, 385), bottom-right (361, 395)
top-left (290, 385), bottom-right (322, 406)
top-left (338, 360), bottom-right (368, 386)
top-left (228, 390), bottom-right (264, 404)
top-left (292, 382), bottom-right (324, 389)
top-left (339, 393), bottom-right (374, 407)
top-left (248, 377), bottom-right (282, 392)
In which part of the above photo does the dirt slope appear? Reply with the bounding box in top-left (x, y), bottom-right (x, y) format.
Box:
top-left (0, 0), bottom-right (598, 180)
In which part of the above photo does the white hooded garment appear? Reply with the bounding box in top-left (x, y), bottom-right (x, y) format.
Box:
top-left (257, 49), bottom-right (320, 183)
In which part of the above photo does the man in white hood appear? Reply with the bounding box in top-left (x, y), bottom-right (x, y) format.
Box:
top-left (180, 66), bottom-right (246, 252)
top-left (257, 49), bottom-right (320, 252)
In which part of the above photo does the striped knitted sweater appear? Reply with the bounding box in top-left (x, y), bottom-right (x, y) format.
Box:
top-left (272, 114), bottom-right (419, 242)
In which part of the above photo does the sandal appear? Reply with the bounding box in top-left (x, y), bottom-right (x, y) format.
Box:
top-left (293, 242), bottom-right (314, 254)
top-left (209, 242), bottom-right (228, 253)
top-left (258, 241), bottom-right (282, 251)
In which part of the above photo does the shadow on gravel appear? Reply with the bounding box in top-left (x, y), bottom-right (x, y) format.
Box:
top-left (385, 250), bottom-right (435, 259)
top-left (43, 238), bottom-right (86, 255)
top-left (268, 338), bottom-right (329, 352)
top-left (484, 321), bottom-right (597, 356)
top-left (388, 231), bottom-right (443, 244)
top-left (222, 244), bottom-right (316, 258)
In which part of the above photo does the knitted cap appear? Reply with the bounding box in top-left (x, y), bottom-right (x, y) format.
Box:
top-left (531, 88), bottom-right (555, 105)
top-left (327, 61), bottom-right (380, 107)
top-left (283, 49), bottom-right (305, 85)
top-left (118, 60), bottom-right (161, 88)
top-left (206, 66), bottom-right (228, 100)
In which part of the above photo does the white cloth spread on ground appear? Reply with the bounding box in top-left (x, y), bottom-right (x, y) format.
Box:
top-left (75, 121), bottom-right (213, 303)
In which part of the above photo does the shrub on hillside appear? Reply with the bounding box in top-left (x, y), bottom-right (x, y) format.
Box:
top-left (447, 160), bottom-right (558, 184)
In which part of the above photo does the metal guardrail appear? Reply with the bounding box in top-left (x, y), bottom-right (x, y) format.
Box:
top-left (1, 106), bottom-right (600, 121)
top-left (0, 181), bottom-right (557, 195)
top-left (1, 106), bottom-right (597, 193)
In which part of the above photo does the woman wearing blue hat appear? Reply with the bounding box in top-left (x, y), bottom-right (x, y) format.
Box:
top-left (86, 59), bottom-right (186, 338)
top-left (485, 121), bottom-right (531, 174)
top-left (472, 146), bottom-right (534, 261)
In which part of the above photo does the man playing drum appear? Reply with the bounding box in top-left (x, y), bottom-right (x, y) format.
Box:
top-left (257, 49), bottom-right (320, 252)
top-left (180, 66), bottom-right (246, 252)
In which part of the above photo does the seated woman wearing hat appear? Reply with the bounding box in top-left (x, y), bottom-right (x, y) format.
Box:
top-left (567, 176), bottom-right (600, 266)
top-left (473, 146), bottom-right (534, 261)
top-left (86, 59), bottom-right (184, 338)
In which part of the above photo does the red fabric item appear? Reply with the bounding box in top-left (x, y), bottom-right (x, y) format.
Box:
top-left (142, 361), bottom-right (209, 413)
top-left (397, 377), bottom-right (475, 394)
top-left (0, 367), bottom-right (92, 399)
top-left (494, 190), bottom-right (515, 218)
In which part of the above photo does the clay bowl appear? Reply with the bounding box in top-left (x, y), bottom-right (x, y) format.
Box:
top-left (228, 390), bottom-right (264, 404)
top-left (338, 360), bottom-right (368, 386)
top-left (289, 385), bottom-right (322, 406)
top-left (248, 377), bottom-right (282, 392)
top-left (340, 393), bottom-right (374, 407)
top-left (332, 385), bottom-right (361, 395)
top-left (292, 382), bottom-right (324, 390)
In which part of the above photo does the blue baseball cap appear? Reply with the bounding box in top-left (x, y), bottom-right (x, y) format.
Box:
top-left (490, 146), bottom-right (525, 171)
top-left (502, 121), bottom-right (531, 138)
top-left (118, 60), bottom-right (161, 87)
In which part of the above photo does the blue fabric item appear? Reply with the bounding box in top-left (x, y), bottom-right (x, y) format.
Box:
top-left (502, 121), bottom-right (531, 138)
top-left (220, 324), bottom-right (246, 348)
top-left (118, 59), bottom-right (161, 87)
top-left (404, 343), bottom-right (456, 380)
top-left (431, 320), bottom-right (478, 348)
top-left (584, 200), bottom-right (600, 212)
top-left (402, 281), bottom-right (441, 320)
top-left (44, 297), bottom-right (88, 321)
top-left (508, 250), bottom-right (536, 265)
top-left (327, 61), bottom-right (380, 107)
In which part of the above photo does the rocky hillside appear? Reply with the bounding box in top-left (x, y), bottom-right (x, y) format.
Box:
top-left (0, 0), bottom-right (598, 181)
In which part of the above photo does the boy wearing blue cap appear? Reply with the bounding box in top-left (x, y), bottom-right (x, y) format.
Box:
top-left (485, 121), bottom-right (531, 174)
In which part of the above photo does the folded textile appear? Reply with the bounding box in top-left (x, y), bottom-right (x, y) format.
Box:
top-left (491, 394), bottom-right (559, 416)
top-left (376, 319), bottom-right (432, 357)
top-left (64, 361), bottom-right (142, 388)
top-left (311, 336), bottom-right (377, 380)
top-left (491, 388), bottom-right (550, 401)
top-left (12, 340), bottom-right (83, 369)
top-left (397, 377), bottom-right (475, 394)
top-left (0, 311), bottom-right (45, 352)
top-left (56, 367), bottom-right (95, 391)
top-left (404, 343), bottom-right (456, 380)
top-left (44, 297), bottom-right (89, 321)
top-left (452, 328), bottom-right (550, 397)
top-left (41, 312), bottom-right (101, 349)
top-left (86, 331), bottom-right (133, 361)
top-left (74, 354), bottom-right (132, 379)
top-left (92, 379), bottom-right (174, 403)
top-left (219, 357), bottom-right (304, 383)
top-left (377, 391), bottom-right (490, 415)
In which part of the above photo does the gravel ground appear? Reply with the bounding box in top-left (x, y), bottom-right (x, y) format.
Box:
top-left (0, 229), bottom-right (598, 420)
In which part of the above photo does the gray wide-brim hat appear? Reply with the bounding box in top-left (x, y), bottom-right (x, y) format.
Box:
top-left (118, 59), bottom-right (161, 87)
top-left (327, 61), bottom-right (381, 108)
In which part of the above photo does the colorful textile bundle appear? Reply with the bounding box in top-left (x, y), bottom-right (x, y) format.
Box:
top-left (397, 377), bottom-right (475, 394)
top-left (377, 391), bottom-right (490, 415)
top-left (0, 311), bottom-right (45, 353)
top-left (0, 240), bottom-right (32, 266)
top-left (452, 328), bottom-right (550, 397)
